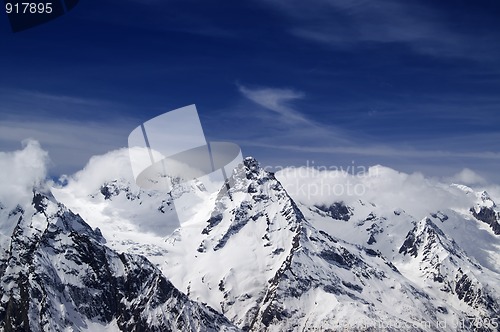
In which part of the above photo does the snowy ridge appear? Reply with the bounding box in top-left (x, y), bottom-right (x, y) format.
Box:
top-left (0, 190), bottom-right (238, 331)
top-left (295, 191), bottom-right (500, 330)
top-left (399, 217), bottom-right (499, 323)
top-left (453, 184), bottom-right (500, 235)
top-left (158, 158), bottom-right (500, 331)
top-left (162, 157), bottom-right (305, 330)
top-left (49, 155), bottom-right (500, 331)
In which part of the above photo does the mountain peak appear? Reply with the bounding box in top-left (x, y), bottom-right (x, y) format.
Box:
top-left (241, 156), bottom-right (266, 180)
top-left (243, 156), bottom-right (259, 168)
top-left (0, 189), bottom-right (238, 331)
top-left (479, 190), bottom-right (496, 208)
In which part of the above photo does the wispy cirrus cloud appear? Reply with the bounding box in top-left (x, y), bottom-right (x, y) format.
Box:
top-left (234, 84), bottom-right (359, 147)
top-left (0, 89), bottom-right (140, 176)
top-left (0, 88), bottom-right (131, 121)
top-left (242, 141), bottom-right (500, 160)
top-left (6, 89), bottom-right (107, 107)
top-left (229, 82), bottom-right (500, 183)
top-left (238, 84), bottom-right (309, 124)
top-left (261, 0), bottom-right (500, 61)
top-left (234, 83), bottom-right (500, 160)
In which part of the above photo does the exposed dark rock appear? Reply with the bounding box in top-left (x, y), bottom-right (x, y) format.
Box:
top-left (0, 193), bottom-right (238, 332)
top-left (430, 211), bottom-right (448, 223)
top-left (314, 202), bottom-right (353, 221)
top-left (367, 234), bottom-right (377, 245)
top-left (342, 280), bottom-right (363, 292)
top-left (471, 206), bottom-right (500, 235)
top-left (214, 201), bottom-right (253, 251)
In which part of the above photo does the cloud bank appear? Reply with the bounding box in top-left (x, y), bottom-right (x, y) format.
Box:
top-left (56, 148), bottom-right (137, 196)
top-left (448, 168), bottom-right (487, 186)
top-left (0, 140), bottom-right (49, 207)
top-left (55, 145), bottom-right (499, 226)
top-left (0, 142), bottom-right (497, 227)
top-left (276, 165), bottom-right (484, 221)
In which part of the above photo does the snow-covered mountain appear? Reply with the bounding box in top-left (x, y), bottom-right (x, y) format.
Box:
top-left (52, 155), bottom-right (500, 331)
top-left (0, 190), bottom-right (238, 331)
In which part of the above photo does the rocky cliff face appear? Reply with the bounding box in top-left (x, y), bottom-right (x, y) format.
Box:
top-left (0, 191), bottom-right (238, 332)
top-left (48, 157), bottom-right (500, 332)
top-left (158, 158), bottom-right (500, 331)
top-left (399, 217), bottom-right (499, 324)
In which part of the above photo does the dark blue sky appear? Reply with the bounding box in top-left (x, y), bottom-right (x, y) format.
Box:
top-left (1, 0), bottom-right (499, 182)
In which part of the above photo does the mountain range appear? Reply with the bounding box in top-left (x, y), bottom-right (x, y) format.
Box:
top-left (1, 154), bottom-right (499, 331)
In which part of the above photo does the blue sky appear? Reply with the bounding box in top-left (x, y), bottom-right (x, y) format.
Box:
top-left (0, 0), bottom-right (499, 182)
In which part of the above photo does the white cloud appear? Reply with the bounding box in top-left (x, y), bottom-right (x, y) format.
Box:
top-left (448, 168), bottom-right (487, 186)
top-left (55, 145), bottom-right (226, 199)
top-left (57, 148), bottom-right (137, 196)
top-left (0, 141), bottom-right (493, 238)
top-left (51, 148), bottom-right (181, 238)
top-left (276, 165), bottom-right (476, 220)
top-left (0, 140), bottom-right (49, 207)
top-left (52, 147), bottom-right (228, 237)
top-left (238, 85), bottom-right (308, 124)
top-left (484, 185), bottom-right (500, 204)
top-left (0, 120), bottom-right (131, 176)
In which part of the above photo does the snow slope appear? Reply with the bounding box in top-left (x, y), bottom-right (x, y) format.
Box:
top-left (51, 155), bottom-right (500, 331)
top-left (0, 190), bottom-right (238, 331)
